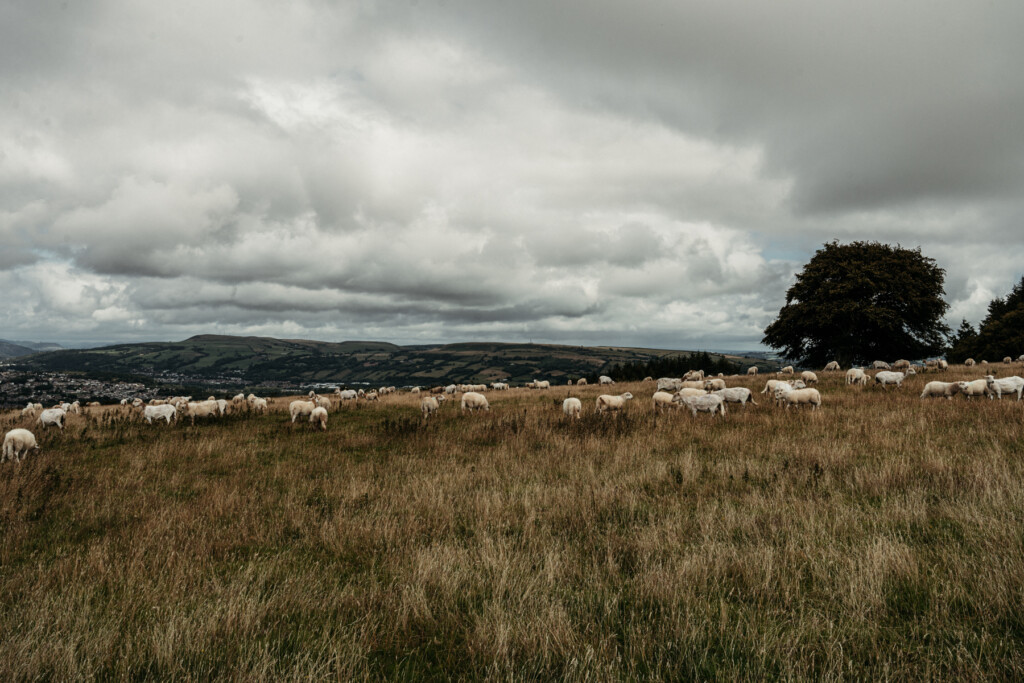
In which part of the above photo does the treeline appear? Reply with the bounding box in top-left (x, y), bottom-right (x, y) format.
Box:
top-left (948, 276), bottom-right (1024, 363)
top-left (603, 351), bottom-right (742, 382)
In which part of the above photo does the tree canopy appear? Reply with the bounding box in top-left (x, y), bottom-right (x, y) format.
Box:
top-left (762, 241), bottom-right (950, 366)
top-left (947, 276), bottom-right (1024, 362)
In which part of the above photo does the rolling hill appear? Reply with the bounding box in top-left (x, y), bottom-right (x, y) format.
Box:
top-left (13, 334), bottom-right (774, 385)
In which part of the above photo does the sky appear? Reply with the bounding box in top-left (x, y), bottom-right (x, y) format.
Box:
top-left (2, 1), bottom-right (1023, 350)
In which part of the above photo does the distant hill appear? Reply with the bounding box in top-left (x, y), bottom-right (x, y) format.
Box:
top-left (13, 334), bottom-right (774, 385)
top-left (0, 339), bottom-right (64, 359)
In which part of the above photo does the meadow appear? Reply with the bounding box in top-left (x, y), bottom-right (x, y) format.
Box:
top-left (2, 367), bottom-right (1023, 680)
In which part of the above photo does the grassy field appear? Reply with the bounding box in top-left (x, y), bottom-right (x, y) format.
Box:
top-left (2, 367), bottom-right (1024, 680)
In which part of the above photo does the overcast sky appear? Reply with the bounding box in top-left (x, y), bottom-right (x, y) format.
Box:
top-left (2, 1), bottom-right (1022, 349)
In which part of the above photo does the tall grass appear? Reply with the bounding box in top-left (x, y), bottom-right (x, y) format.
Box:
top-left (2, 368), bottom-right (1023, 680)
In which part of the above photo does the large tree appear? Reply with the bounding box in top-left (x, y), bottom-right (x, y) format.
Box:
top-left (762, 241), bottom-right (950, 366)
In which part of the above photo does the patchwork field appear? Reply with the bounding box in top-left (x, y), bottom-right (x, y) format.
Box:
top-left (3, 367), bottom-right (1024, 679)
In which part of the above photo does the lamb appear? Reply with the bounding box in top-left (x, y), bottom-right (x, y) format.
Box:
top-left (800, 371), bottom-right (818, 385)
top-left (2, 429), bottom-right (39, 463)
top-left (143, 404), bottom-right (177, 424)
top-left (872, 360), bottom-right (891, 369)
top-left (289, 400), bottom-right (316, 423)
top-left (421, 396), bottom-right (442, 419)
top-left (956, 379), bottom-right (992, 399)
top-left (656, 378), bottom-right (683, 392)
top-left (703, 378), bottom-right (727, 392)
top-left (846, 368), bottom-right (869, 386)
top-left (746, 366), bottom-right (758, 375)
top-left (985, 375), bottom-right (1024, 401)
top-left (779, 366), bottom-right (795, 375)
top-left (576, 378), bottom-right (587, 386)
top-left (309, 406), bottom-right (328, 431)
top-left (710, 387), bottom-right (757, 408)
top-left (596, 392), bottom-right (634, 413)
top-left (461, 392), bottom-right (490, 412)
top-left (598, 375), bottom-right (615, 385)
top-left (673, 393), bottom-right (726, 418)
top-left (184, 400), bottom-right (221, 425)
top-left (37, 408), bottom-right (66, 430)
top-left (562, 397), bottom-right (583, 419)
top-left (874, 371), bottom-right (906, 389)
top-left (823, 361), bottom-right (840, 372)
top-left (920, 381), bottom-right (961, 400)
top-left (777, 387), bottom-right (822, 410)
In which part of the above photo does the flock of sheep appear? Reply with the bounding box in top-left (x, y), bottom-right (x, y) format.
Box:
top-left (4, 359), bottom-right (1023, 465)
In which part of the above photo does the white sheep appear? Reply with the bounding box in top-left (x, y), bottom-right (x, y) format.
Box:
top-left (893, 359), bottom-right (911, 370)
top-left (232, 393), bottom-right (246, 404)
top-left (534, 380), bottom-right (551, 390)
top-left (673, 393), bottom-right (726, 418)
top-left (364, 392), bottom-right (379, 401)
top-left (651, 391), bottom-right (678, 413)
top-left (956, 379), bottom-right (992, 400)
top-left (985, 375), bottom-right (1024, 401)
top-left (21, 405), bottom-right (37, 418)
top-left (576, 378), bottom-right (588, 386)
top-left (965, 358), bottom-right (976, 367)
top-left (289, 400), bottom-right (316, 423)
top-left (761, 379), bottom-right (791, 396)
top-left (710, 387), bottom-right (757, 408)
top-left (777, 387), bottom-right (822, 410)
top-left (703, 378), bottom-right (726, 392)
top-left (336, 389), bottom-right (358, 401)
top-left (562, 397), bottom-right (583, 419)
top-left (216, 399), bottom-right (228, 416)
top-left (421, 396), bottom-right (441, 419)
top-left (846, 368), bottom-right (869, 386)
top-left (596, 392), bottom-right (633, 413)
top-left (461, 392), bottom-right (490, 412)
top-left (490, 382), bottom-right (509, 391)
top-left (143, 404), bottom-right (177, 424)
top-left (938, 360), bottom-right (949, 371)
top-left (874, 371), bottom-right (906, 389)
top-left (1004, 356), bottom-right (1013, 364)
top-left (37, 408), bottom-right (66, 430)
top-left (313, 394), bottom-right (332, 410)
top-left (185, 400), bottom-right (221, 425)
top-left (2, 429), bottom-right (39, 463)
top-left (251, 397), bottom-right (268, 414)
top-left (310, 406), bottom-right (328, 431)
top-left (779, 366), bottom-right (795, 375)
top-left (683, 370), bottom-right (705, 381)
top-left (823, 361), bottom-right (840, 372)
top-left (872, 360), bottom-right (891, 369)
top-left (920, 381), bottom-right (961, 400)
top-left (656, 378), bottom-right (683, 392)
top-left (800, 371), bottom-right (818, 385)
top-left (598, 375), bottom-right (615, 385)
top-left (747, 366), bottom-right (759, 375)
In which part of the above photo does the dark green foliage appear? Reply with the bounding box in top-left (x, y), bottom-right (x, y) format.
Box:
top-left (951, 276), bottom-right (1024, 362)
top-left (762, 241), bottom-right (950, 366)
top-left (946, 319), bottom-right (979, 364)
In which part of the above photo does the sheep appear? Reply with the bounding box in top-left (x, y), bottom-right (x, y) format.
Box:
top-left (364, 391), bottom-right (379, 402)
top-left (747, 366), bottom-right (759, 375)
top-left (461, 392), bottom-right (490, 412)
top-left (1004, 356), bottom-right (1013, 364)
top-left (289, 400), bottom-right (316, 423)
top-left (651, 391), bottom-right (678, 413)
top-left (779, 366), bottom-right (795, 375)
top-left (675, 388), bottom-right (707, 399)
top-left (874, 371), bottom-right (906, 389)
top-left (491, 382), bottom-right (509, 391)
top-left (336, 389), bottom-right (358, 401)
top-left (710, 387), bottom-right (757, 408)
top-left (761, 379), bottom-right (791, 396)
top-left (656, 378), bottom-right (683, 392)
top-left (444, 384), bottom-right (458, 394)
top-left (981, 360), bottom-right (989, 365)
top-left (920, 381), bottom-right (961, 400)
top-left (21, 405), bottom-right (37, 418)
top-left (1018, 355), bottom-right (1024, 363)
top-left (684, 370), bottom-right (705, 381)
top-left (984, 375), bottom-right (1024, 401)
top-left (2, 429), bottom-right (39, 463)
top-left (251, 397), bottom-right (268, 414)
top-left (643, 376), bottom-right (654, 382)
top-left (596, 392), bottom-right (633, 413)
top-left (312, 394), bottom-right (332, 410)
top-left (184, 400), bottom-right (221, 425)
top-left (892, 359), bottom-right (911, 370)
top-left (598, 375), bottom-right (615, 385)
top-left (846, 368), bottom-right (869, 386)
top-left (673, 393), bottom-right (726, 418)
top-left (872, 360), bottom-right (891, 369)
top-left (938, 360), bottom-right (949, 371)
top-left (965, 358), bottom-right (976, 366)
top-left (534, 380), bottom-right (551, 390)
top-left (791, 379), bottom-right (807, 389)
top-left (410, 387), bottom-right (421, 394)
top-left (956, 379), bottom-right (992, 400)
top-left (310, 406), bottom-right (328, 431)
top-left (37, 408), bottom-right (66, 430)
top-left (703, 378), bottom-right (726, 392)
top-left (777, 387), bottom-right (822, 410)
top-left (143, 404), bottom-right (177, 424)
top-left (823, 361), bottom-right (840, 372)
top-left (421, 396), bottom-right (442, 420)
top-left (232, 393), bottom-right (246, 404)
top-left (800, 371), bottom-right (818, 385)
top-left (576, 378), bottom-right (587, 386)
top-left (562, 397), bottom-right (583, 419)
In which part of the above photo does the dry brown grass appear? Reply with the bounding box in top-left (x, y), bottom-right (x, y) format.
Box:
top-left (2, 367), bottom-right (1024, 680)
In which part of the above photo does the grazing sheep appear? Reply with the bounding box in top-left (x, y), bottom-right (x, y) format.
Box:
top-left (421, 396), bottom-right (442, 419)
top-left (216, 399), bottom-right (228, 416)
top-left (490, 383), bottom-right (509, 391)
top-left (576, 378), bottom-right (587, 386)
top-left (534, 380), bottom-right (551, 390)
top-left (777, 387), bottom-right (822, 410)
top-left (2, 429), bottom-right (39, 463)
top-left (289, 400), bottom-right (316, 423)
top-left (965, 358), bottom-right (976, 366)
top-left (684, 370), bottom-right (705, 381)
top-left (747, 366), bottom-right (759, 375)
top-left (800, 371), bottom-right (818, 385)
top-left (761, 379), bottom-right (792, 396)
top-left (364, 392), bottom-right (379, 402)
top-left (981, 360), bottom-right (989, 365)
top-left (657, 378), bottom-right (683, 392)
top-left (651, 391), bottom-right (679, 413)
top-left (823, 361), bottom-right (840, 372)
top-left (985, 375), bottom-right (1024, 401)
top-left (461, 392), bottom-right (490, 412)
top-left (21, 405), bottom-right (37, 418)
top-left (143, 404), bottom-right (177, 424)
top-left (673, 393), bottom-right (726, 418)
top-left (791, 379), bottom-right (807, 389)
top-left (956, 379), bottom-right (992, 399)
top-left (232, 393), bottom-right (246, 404)
top-left (779, 366), bottom-right (795, 375)
top-left (596, 392), bottom-right (634, 413)
top-left (938, 360), bottom-right (949, 371)
top-left (185, 400), bottom-right (221, 425)
top-left (920, 381), bottom-right (961, 400)
top-left (310, 406), bottom-right (328, 431)
top-left (846, 368), bottom-right (869, 386)
top-left (893, 359), bottom-right (911, 370)
top-left (874, 371), bottom-right (906, 389)
top-left (562, 397), bottom-right (583, 419)
top-left (710, 387), bottom-right (757, 408)
top-left (1018, 355), bottom-right (1024, 363)
top-left (1004, 356), bottom-right (1013, 364)
top-left (872, 360), bottom-right (891, 369)
top-left (37, 408), bottom-right (66, 430)
top-left (336, 389), bottom-right (358, 400)
top-left (703, 378), bottom-right (727, 392)
top-left (312, 394), bottom-right (332, 410)
top-left (643, 376), bottom-right (654, 382)
top-left (598, 375), bottom-right (615, 385)
top-left (251, 397), bottom-right (268, 414)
